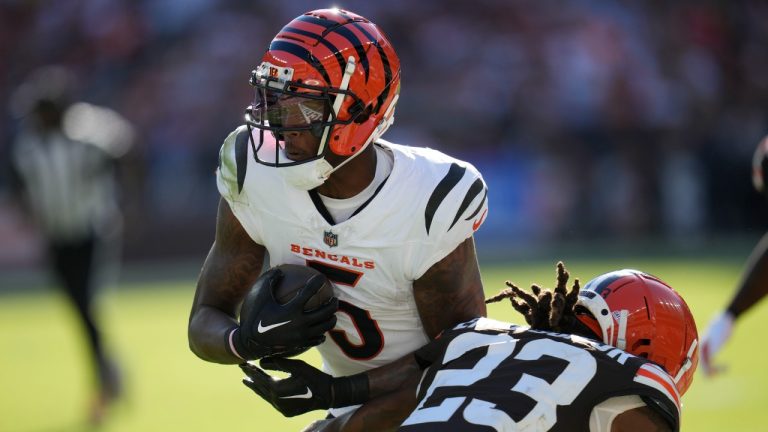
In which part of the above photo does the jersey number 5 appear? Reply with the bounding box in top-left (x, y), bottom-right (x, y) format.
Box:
top-left (307, 261), bottom-right (384, 360)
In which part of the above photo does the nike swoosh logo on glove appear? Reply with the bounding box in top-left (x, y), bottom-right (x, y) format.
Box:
top-left (280, 387), bottom-right (313, 399)
top-left (257, 320), bottom-right (291, 333)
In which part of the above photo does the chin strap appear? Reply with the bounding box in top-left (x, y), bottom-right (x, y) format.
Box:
top-left (318, 56), bottom-right (356, 157)
top-left (314, 56), bottom-right (399, 182)
top-left (370, 93), bottom-right (399, 143)
top-left (316, 71), bottom-right (399, 182)
top-left (318, 139), bottom-right (372, 181)
top-left (316, 93), bottom-right (397, 181)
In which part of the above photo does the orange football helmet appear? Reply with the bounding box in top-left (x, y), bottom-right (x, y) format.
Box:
top-left (245, 8), bottom-right (401, 167)
top-left (575, 269), bottom-right (699, 395)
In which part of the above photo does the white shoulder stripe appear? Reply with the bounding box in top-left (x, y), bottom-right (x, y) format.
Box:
top-left (634, 363), bottom-right (681, 414)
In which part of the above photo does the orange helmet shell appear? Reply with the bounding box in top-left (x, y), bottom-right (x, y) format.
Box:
top-left (575, 270), bottom-right (699, 395)
top-left (257, 8), bottom-right (401, 156)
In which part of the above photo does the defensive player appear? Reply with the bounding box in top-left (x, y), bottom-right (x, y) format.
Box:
top-left (187, 8), bottom-right (489, 418)
top-left (701, 134), bottom-right (768, 375)
top-left (242, 263), bottom-right (698, 431)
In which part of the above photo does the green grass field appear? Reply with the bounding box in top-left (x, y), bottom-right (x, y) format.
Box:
top-left (1, 256), bottom-right (766, 431)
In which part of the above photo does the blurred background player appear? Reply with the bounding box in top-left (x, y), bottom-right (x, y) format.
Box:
top-left (242, 263), bottom-right (698, 432)
top-left (187, 8), bottom-right (488, 419)
top-left (700, 135), bottom-right (768, 376)
top-left (7, 65), bottom-right (134, 425)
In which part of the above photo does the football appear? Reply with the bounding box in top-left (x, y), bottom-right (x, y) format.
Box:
top-left (271, 264), bottom-right (334, 311)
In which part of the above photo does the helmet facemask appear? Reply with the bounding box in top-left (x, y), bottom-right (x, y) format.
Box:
top-left (242, 8), bottom-right (402, 189)
top-left (245, 58), bottom-right (363, 166)
top-left (245, 59), bottom-right (370, 190)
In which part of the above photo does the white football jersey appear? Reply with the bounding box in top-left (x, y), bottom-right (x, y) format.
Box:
top-left (216, 125), bottom-right (488, 382)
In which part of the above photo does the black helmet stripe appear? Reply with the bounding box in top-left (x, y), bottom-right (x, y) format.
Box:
top-left (331, 26), bottom-right (370, 81)
top-left (588, 273), bottom-right (623, 296)
top-left (269, 40), bottom-right (331, 85)
top-left (372, 45), bottom-right (392, 113)
top-left (585, 270), bottom-right (638, 296)
top-left (282, 26), bottom-right (346, 76)
top-left (296, 15), bottom-right (370, 82)
top-left (351, 21), bottom-right (393, 113)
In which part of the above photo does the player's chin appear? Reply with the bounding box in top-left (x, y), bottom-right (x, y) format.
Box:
top-left (285, 151), bottom-right (308, 161)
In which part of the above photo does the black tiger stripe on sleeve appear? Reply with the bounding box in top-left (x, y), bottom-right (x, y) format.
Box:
top-left (234, 126), bottom-right (250, 193)
top-left (448, 178), bottom-right (485, 231)
top-left (464, 187), bottom-right (488, 221)
top-left (425, 163), bottom-right (466, 235)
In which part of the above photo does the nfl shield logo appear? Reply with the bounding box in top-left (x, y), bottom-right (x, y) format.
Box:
top-left (323, 230), bottom-right (338, 248)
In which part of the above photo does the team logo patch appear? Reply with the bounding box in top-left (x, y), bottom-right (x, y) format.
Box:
top-left (323, 230), bottom-right (338, 248)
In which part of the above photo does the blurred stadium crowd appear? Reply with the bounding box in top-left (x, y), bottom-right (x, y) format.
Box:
top-left (1, 0), bottom-right (767, 267)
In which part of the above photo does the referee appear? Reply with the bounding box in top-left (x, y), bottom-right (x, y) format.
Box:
top-left (8, 66), bottom-right (133, 425)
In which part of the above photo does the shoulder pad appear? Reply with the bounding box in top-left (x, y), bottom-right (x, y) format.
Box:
top-left (634, 363), bottom-right (681, 425)
top-left (424, 162), bottom-right (488, 235)
top-left (217, 125), bottom-right (251, 198)
top-left (640, 395), bottom-right (679, 431)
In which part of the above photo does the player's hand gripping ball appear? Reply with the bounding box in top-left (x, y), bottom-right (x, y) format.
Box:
top-left (233, 265), bottom-right (337, 360)
top-left (269, 265), bottom-right (335, 310)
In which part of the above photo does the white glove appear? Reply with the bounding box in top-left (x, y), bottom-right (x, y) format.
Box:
top-left (699, 311), bottom-right (735, 376)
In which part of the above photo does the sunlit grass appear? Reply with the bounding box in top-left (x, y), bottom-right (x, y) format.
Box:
top-left (0, 257), bottom-right (764, 431)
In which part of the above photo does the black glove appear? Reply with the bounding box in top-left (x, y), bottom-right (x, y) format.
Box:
top-left (233, 268), bottom-right (338, 360)
top-left (240, 358), bottom-right (369, 417)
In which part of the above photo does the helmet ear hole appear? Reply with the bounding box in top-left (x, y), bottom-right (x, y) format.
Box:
top-left (631, 338), bottom-right (651, 352)
top-left (352, 104), bottom-right (373, 124)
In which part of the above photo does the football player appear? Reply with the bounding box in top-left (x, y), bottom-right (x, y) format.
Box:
top-left (242, 263), bottom-right (698, 432)
top-left (187, 8), bottom-right (489, 418)
top-left (700, 134), bottom-right (768, 376)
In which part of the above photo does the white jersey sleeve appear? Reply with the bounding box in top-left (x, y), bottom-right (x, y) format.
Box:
top-left (216, 125), bottom-right (265, 244)
top-left (403, 147), bottom-right (489, 279)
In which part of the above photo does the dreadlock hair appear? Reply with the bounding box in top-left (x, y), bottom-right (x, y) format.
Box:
top-left (485, 261), bottom-right (588, 334)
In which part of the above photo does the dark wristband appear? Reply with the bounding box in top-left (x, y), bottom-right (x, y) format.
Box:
top-left (331, 373), bottom-right (370, 408)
